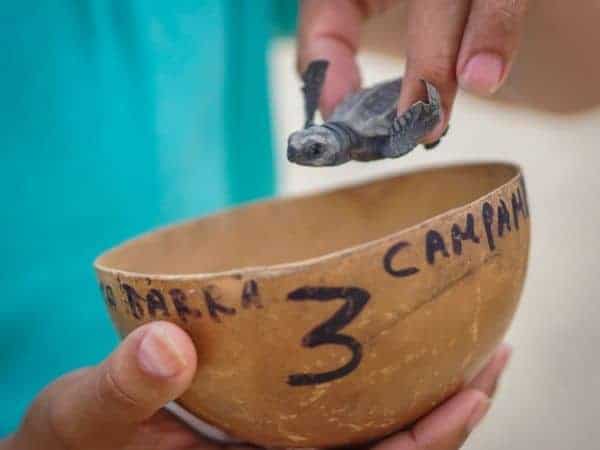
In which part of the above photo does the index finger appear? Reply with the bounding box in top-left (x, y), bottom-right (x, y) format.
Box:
top-left (467, 343), bottom-right (512, 397)
top-left (297, 0), bottom-right (365, 118)
top-left (398, 0), bottom-right (471, 143)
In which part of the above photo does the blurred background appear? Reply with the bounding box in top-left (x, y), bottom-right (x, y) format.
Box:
top-left (1, 1), bottom-right (599, 448)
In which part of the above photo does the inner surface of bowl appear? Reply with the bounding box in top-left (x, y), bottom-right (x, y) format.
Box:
top-left (97, 163), bottom-right (518, 275)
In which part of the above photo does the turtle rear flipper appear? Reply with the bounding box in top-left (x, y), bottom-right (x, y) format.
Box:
top-left (382, 80), bottom-right (443, 158)
top-left (301, 60), bottom-right (329, 128)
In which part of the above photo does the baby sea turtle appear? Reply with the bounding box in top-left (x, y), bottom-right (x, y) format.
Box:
top-left (287, 60), bottom-right (447, 167)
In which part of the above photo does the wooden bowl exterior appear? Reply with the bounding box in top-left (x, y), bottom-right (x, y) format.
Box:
top-left (95, 163), bottom-right (530, 448)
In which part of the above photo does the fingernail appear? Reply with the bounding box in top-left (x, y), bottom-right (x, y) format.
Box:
top-left (460, 52), bottom-right (505, 95)
top-left (467, 397), bottom-right (491, 432)
top-left (496, 344), bottom-right (513, 375)
top-left (138, 325), bottom-right (186, 378)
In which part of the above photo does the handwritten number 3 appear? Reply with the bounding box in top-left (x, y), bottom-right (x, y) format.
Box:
top-left (286, 287), bottom-right (370, 386)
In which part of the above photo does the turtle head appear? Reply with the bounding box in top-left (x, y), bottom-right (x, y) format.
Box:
top-left (287, 126), bottom-right (350, 167)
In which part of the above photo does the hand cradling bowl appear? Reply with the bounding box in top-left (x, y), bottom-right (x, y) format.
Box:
top-left (94, 162), bottom-right (530, 448)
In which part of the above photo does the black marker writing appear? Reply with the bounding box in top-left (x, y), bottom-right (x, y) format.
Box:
top-left (122, 284), bottom-right (145, 319)
top-left (519, 178), bottom-right (530, 217)
top-left (383, 241), bottom-right (420, 277)
top-left (497, 199), bottom-right (511, 237)
top-left (482, 202), bottom-right (495, 251)
top-left (100, 283), bottom-right (117, 310)
top-left (426, 230), bottom-right (450, 264)
top-left (203, 286), bottom-right (236, 323)
top-left (242, 280), bottom-right (262, 309)
top-left (451, 213), bottom-right (480, 255)
top-left (169, 288), bottom-right (201, 322)
top-left (287, 286), bottom-right (370, 386)
top-left (146, 289), bottom-right (170, 318)
top-left (511, 188), bottom-right (527, 230)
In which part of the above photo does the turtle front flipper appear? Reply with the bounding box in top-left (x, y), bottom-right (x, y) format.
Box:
top-left (381, 80), bottom-right (443, 158)
top-left (301, 60), bottom-right (329, 128)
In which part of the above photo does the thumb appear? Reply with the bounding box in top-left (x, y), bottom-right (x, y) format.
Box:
top-left (31, 322), bottom-right (197, 450)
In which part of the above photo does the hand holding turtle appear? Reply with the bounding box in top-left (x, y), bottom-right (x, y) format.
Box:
top-left (297, 0), bottom-right (529, 149)
top-left (288, 60), bottom-right (446, 166)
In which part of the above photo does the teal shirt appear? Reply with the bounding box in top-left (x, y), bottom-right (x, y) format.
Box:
top-left (0, 1), bottom-right (296, 435)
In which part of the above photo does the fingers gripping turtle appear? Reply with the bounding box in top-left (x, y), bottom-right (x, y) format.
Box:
top-left (383, 80), bottom-right (444, 158)
top-left (288, 60), bottom-right (448, 167)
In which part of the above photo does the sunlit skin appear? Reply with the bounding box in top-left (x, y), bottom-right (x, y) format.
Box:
top-left (297, 0), bottom-right (530, 146)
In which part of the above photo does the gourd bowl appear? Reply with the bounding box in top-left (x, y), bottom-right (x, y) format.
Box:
top-left (94, 162), bottom-right (530, 448)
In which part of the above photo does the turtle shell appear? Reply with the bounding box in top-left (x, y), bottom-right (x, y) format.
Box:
top-left (329, 78), bottom-right (402, 137)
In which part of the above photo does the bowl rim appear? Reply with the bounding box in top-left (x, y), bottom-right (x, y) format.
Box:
top-left (94, 161), bottom-right (525, 281)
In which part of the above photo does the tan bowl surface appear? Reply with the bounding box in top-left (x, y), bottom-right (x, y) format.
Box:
top-left (95, 162), bottom-right (530, 448)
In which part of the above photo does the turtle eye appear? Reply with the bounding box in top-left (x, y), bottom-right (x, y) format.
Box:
top-left (307, 142), bottom-right (323, 157)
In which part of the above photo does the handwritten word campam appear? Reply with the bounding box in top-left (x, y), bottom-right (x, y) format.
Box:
top-left (384, 183), bottom-right (529, 275)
